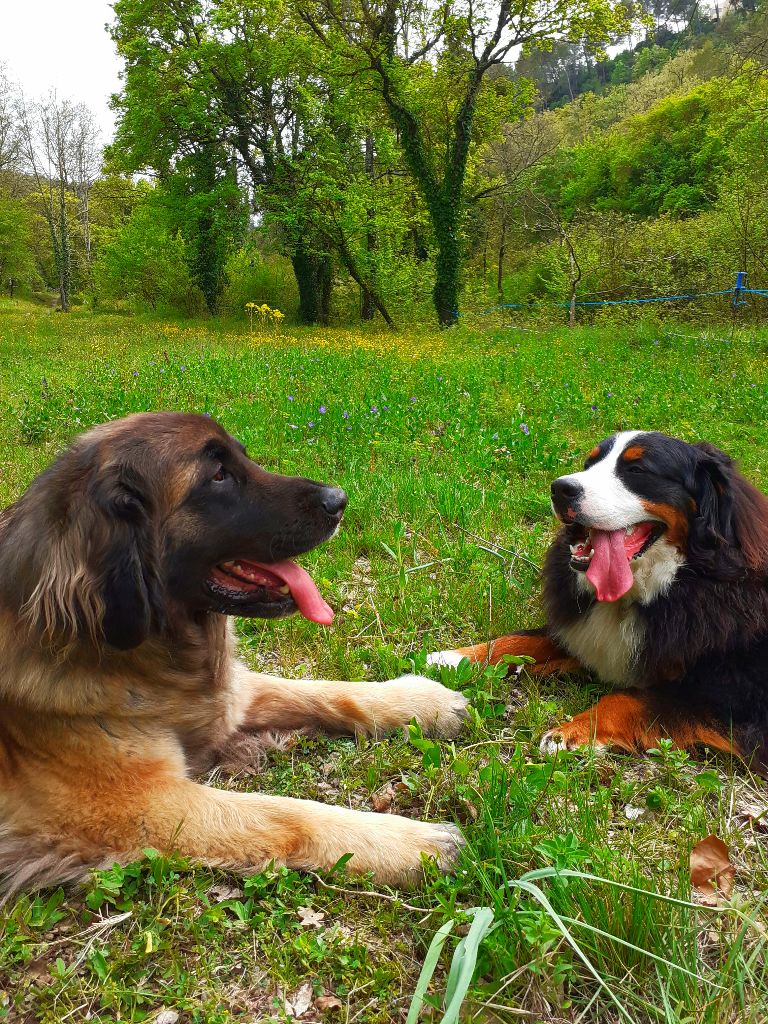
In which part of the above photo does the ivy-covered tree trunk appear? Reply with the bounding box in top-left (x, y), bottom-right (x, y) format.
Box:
top-left (292, 239), bottom-right (332, 325)
top-left (361, 134), bottom-right (376, 321)
top-left (432, 203), bottom-right (461, 326)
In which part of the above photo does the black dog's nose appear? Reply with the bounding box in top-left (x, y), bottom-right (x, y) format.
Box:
top-left (319, 486), bottom-right (347, 517)
top-left (551, 478), bottom-right (583, 504)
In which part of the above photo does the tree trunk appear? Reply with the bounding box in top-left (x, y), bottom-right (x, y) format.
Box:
top-left (361, 134), bottom-right (376, 322)
top-left (497, 212), bottom-right (507, 298)
top-left (56, 183), bottom-right (71, 312)
top-left (291, 239), bottom-right (332, 325)
top-left (433, 212), bottom-right (461, 327)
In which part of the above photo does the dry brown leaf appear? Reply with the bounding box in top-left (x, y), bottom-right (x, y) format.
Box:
top-left (315, 994), bottom-right (343, 1011)
top-left (208, 882), bottom-right (243, 902)
top-left (690, 835), bottom-right (736, 905)
top-left (370, 783), bottom-right (396, 813)
top-left (26, 957), bottom-right (51, 984)
top-left (285, 981), bottom-right (314, 1018)
top-left (297, 905), bottom-right (326, 929)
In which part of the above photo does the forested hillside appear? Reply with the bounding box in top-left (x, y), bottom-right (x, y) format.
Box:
top-left (0, 0), bottom-right (766, 327)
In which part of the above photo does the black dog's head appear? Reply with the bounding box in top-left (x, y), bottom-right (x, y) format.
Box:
top-left (1, 412), bottom-right (346, 651)
top-left (549, 431), bottom-right (768, 602)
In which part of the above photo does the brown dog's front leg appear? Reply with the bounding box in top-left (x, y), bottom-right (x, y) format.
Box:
top-left (428, 627), bottom-right (581, 676)
top-left (236, 670), bottom-right (469, 739)
top-left (87, 779), bottom-right (464, 886)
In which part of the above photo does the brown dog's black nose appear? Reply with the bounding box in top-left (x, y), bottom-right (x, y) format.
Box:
top-left (319, 486), bottom-right (347, 518)
top-left (551, 478), bottom-right (583, 518)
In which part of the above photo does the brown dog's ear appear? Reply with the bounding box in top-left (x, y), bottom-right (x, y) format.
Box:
top-left (14, 453), bottom-right (162, 652)
top-left (89, 464), bottom-right (162, 650)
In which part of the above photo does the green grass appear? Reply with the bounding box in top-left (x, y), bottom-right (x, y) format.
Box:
top-left (1, 300), bottom-right (767, 1023)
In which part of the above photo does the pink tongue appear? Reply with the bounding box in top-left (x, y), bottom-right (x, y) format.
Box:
top-left (264, 560), bottom-right (334, 625)
top-left (586, 530), bottom-right (634, 602)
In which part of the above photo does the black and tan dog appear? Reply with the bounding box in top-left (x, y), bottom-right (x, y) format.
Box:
top-left (0, 413), bottom-right (468, 897)
top-left (431, 431), bottom-right (768, 770)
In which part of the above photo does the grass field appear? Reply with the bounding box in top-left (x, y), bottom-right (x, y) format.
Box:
top-left (1, 301), bottom-right (768, 1024)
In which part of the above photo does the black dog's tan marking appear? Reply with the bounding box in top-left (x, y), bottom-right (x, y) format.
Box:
top-left (0, 413), bottom-right (468, 898)
top-left (431, 432), bottom-right (768, 770)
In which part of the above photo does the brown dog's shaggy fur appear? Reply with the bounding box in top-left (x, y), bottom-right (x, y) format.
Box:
top-left (0, 413), bottom-right (466, 898)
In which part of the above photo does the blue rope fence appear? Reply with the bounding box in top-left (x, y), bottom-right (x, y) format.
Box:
top-left (471, 272), bottom-right (768, 316)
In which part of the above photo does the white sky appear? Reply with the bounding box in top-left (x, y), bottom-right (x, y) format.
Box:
top-left (0, 0), bottom-right (123, 142)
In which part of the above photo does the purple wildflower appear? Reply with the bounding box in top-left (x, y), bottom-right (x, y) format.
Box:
top-left (307, 421), bottom-right (315, 428)
top-left (288, 395), bottom-right (295, 401)
top-left (319, 405), bottom-right (327, 414)
top-left (410, 397), bottom-right (417, 403)
top-left (520, 423), bottom-right (530, 435)
top-left (342, 411), bottom-right (349, 419)
top-left (371, 405), bottom-right (378, 413)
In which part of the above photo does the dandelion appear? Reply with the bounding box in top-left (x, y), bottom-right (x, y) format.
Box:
top-left (520, 423), bottom-right (530, 435)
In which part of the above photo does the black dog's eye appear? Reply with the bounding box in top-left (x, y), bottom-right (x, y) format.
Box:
top-left (212, 465), bottom-right (229, 482)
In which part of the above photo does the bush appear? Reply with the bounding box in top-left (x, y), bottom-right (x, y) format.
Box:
top-left (219, 244), bottom-right (298, 319)
top-left (94, 202), bottom-right (205, 315)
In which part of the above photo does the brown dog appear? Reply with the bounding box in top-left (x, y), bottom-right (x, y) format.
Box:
top-left (0, 412), bottom-right (467, 897)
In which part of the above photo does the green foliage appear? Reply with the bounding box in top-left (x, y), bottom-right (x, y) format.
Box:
top-left (94, 197), bottom-right (205, 314)
top-left (539, 75), bottom-right (760, 219)
top-left (219, 244), bottom-right (298, 317)
top-left (0, 192), bottom-right (37, 294)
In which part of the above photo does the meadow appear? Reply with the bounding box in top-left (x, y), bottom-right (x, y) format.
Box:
top-left (1, 300), bottom-right (768, 1024)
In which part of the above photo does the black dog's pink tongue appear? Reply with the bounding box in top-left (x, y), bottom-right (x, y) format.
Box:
top-left (586, 529), bottom-right (634, 602)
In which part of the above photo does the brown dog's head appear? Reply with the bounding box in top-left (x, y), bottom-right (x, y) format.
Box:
top-left (0, 412), bottom-right (346, 651)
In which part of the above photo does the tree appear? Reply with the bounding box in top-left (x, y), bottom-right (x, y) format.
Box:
top-left (300, 0), bottom-right (637, 325)
top-left (0, 64), bottom-right (19, 177)
top-left (0, 193), bottom-right (35, 295)
top-left (110, 0), bottom-right (397, 325)
top-left (17, 95), bottom-right (101, 310)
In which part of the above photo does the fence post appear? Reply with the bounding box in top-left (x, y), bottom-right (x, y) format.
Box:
top-left (732, 271), bottom-right (746, 308)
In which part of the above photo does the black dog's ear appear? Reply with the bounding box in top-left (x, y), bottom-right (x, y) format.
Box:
top-left (691, 442), bottom-right (736, 546)
top-left (91, 466), bottom-right (162, 650)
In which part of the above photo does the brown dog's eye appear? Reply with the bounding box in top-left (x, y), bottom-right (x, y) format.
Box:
top-left (212, 466), bottom-right (228, 482)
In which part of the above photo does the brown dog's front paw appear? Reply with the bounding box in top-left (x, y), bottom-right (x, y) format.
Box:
top-left (373, 816), bottom-right (465, 884)
top-left (378, 675), bottom-right (470, 739)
